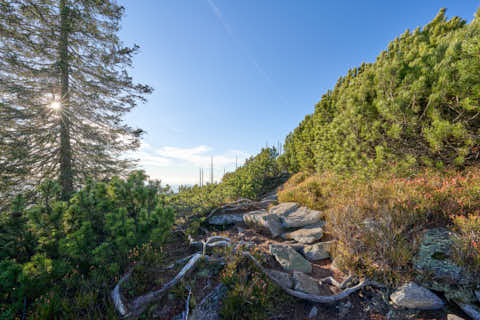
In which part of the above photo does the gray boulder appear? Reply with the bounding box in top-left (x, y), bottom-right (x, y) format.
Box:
top-left (414, 228), bottom-right (476, 303)
top-left (267, 269), bottom-right (293, 289)
top-left (208, 214), bottom-right (244, 225)
top-left (269, 244), bottom-right (312, 273)
top-left (280, 207), bottom-right (324, 228)
top-left (269, 202), bottom-right (298, 216)
top-left (281, 223), bottom-right (324, 244)
top-left (390, 282), bottom-right (444, 310)
top-left (293, 271), bottom-right (321, 294)
top-left (457, 303), bottom-right (480, 320)
top-left (308, 306), bottom-right (318, 319)
top-left (243, 210), bottom-right (284, 237)
top-left (301, 241), bottom-right (335, 261)
top-left (189, 284), bottom-right (228, 320)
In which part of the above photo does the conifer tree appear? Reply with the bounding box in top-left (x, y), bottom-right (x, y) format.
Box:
top-left (0, 0), bottom-right (151, 201)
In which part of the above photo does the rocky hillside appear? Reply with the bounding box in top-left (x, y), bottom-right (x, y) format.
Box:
top-left (112, 181), bottom-right (480, 319)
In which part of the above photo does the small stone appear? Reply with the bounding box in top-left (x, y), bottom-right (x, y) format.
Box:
top-left (457, 303), bottom-right (480, 320)
top-left (447, 314), bottom-right (465, 320)
top-left (281, 207), bottom-right (324, 228)
top-left (301, 241), bottom-right (335, 261)
top-left (293, 271), bottom-right (320, 294)
top-left (269, 202), bottom-right (299, 216)
top-left (208, 214), bottom-right (244, 225)
top-left (390, 282), bottom-right (444, 310)
top-left (269, 244), bottom-right (312, 273)
top-left (308, 306), bottom-right (318, 319)
top-left (267, 269), bottom-right (293, 289)
top-left (281, 223), bottom-right (324, 244)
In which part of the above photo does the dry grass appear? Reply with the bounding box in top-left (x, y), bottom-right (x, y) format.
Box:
top-left (278, 167), bottom-right (480, 284)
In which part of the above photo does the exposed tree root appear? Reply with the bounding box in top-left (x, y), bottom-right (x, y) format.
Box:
top-left (319, 275), bottom-right (355, 290)
top-left (112, 233), bottom-right (385, 318)
top-left (243, 252), bottom-right (385, 304)
top-left (111, 237), bottom-right (233, 319)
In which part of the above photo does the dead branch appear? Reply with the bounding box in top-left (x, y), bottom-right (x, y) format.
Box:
top-left (243, 252), bottom-right (385, 304)
top-left (319, 275), bottom-right (355, 290)
top-left (182, 285), bottom-right (192, 320)
top-left (111, 270), bottom-right (133, 317)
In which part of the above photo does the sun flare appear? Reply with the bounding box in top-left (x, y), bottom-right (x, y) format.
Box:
top-left (49, 101), bottom-right (61, 111)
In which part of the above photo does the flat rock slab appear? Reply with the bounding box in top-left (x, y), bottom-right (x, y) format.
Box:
top-left (280, 207), bottom-right (324, 228)
top-left (281, 223), bottom-right (324, 244)
top-left (244, 210), bottom-right (284, 237)
top-left (190, 284), bottom-right (228, 320)
top-left (208, 214), bottom-right (244, 225)
top-left (457, 303), bottom-right (480, 320)
top-left (269, 244), bottom-right (312, 273)
top-left (414, 228), bottom-right (476, 302)
top-left (448, 315), bottom-right (466, 320)
top-left (267, 269), bottom-right (293, 289)
top-left (269, 202), bottom-right (298, 216)
top-left (293, 271), bottom-right (321, 294)
top-left (301, 241), bottom-right (335, 261)
top-left (390, 282), bottom-right (444, 310)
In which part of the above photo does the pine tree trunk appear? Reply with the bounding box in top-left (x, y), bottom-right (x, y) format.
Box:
top-left (58, 0), bottom-right (73, 199)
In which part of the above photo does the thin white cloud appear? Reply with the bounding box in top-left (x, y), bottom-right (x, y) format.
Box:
top-left (133, 144), bottom-right (251, 185)
top-left (153, 145), bottom-right (248, 168)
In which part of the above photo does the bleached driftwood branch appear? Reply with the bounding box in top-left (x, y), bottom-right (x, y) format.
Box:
top-left (112, 236), bottom-right (233, 318)
top-left (243, 252), bottom-right (385, 304)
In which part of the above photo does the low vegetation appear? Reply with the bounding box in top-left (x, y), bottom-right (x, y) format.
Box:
top-left (279, 167), bottom-right (480, 284)
top-left (219, 248), bottom-right (294, 320)
top-left (0, 172), bottom-right (174, 319)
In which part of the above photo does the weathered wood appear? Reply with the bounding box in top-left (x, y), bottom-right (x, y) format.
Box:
top-left (128, 253), bottom-right (203, 318)
top-left (243, 252), bottom-right (385, 304)
top-left (111, 270), bottom-right (133, 317)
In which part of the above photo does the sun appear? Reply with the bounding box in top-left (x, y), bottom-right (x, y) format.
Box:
top-left (49, 101), bottom-right (62, 111)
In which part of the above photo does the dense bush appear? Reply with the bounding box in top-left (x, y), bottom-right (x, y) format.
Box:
top-left (279, 8), bottom-right (480, 174)
top-left (222, 147), bottom-right (280, 200)
top-left (0, 171), bottom-right (174, 319)
top-left (278, 167), bottom-right (480, 284)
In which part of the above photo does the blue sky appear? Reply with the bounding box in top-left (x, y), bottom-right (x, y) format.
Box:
top-left (118, 0), bottom-right (479, 186)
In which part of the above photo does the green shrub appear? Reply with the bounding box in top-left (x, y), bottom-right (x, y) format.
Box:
top-left (0, 171), bottom-right (174, 319)
top-left (281, 9), bottom-right (480, 174)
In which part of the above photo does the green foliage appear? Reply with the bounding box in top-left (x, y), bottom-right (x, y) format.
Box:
top-left (281, 8), bottom-right (480, 174)
top-left (222, 148), bottom-right (280, 200)
top-left (0, 171), bottom-right (174, 319)
top-left (219, 251), bottom-right (292, 320)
